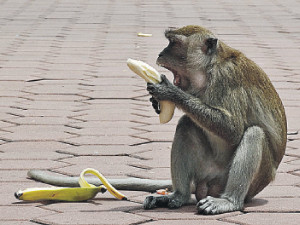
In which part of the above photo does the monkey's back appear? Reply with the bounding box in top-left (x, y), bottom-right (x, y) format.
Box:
top-left (237, 53), bottom-right (287, 166)
top-left (210, 42), bottom-right (286, 167)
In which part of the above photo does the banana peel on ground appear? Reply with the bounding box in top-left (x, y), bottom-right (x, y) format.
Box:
top-left (15, 168), bottom-right (127, 202)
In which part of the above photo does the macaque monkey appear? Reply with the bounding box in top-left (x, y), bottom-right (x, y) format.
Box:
top-left (27, 25), bottom-right (287, 215)
top-left (145, 25), bottom-right (287, 214)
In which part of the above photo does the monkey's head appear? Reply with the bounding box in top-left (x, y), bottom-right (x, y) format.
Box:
top-left (157, 25), bottom-right (218, 92)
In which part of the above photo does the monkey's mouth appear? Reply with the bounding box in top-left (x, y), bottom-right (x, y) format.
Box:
top-left (172, 71), bottom-right (181, 87)
top-left (157, 63), bottom-right (181, 87)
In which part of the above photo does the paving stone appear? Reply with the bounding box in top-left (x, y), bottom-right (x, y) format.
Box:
top-left (59, 145), bottom-right (142, 156)
top-left (145, 220), bottom-right (235, 225)
top-left (129, 167), bottom-right (171, 180)
top-left (6, 116), bottom-right (71, 126)
top-left (134, 131), bottom-right (175, 142)
top-left (0, 149), bottom-right (64, 160)
top-left (25, 94), bottom-right (88, 102)
top-left (54, 156), bottom-right (143, 177)
top-left (2, 125), bottom-right (76, 141)
top-left (0, 159), bottom-right (67, 170)
top-left (73, 111), bottom-right (136, 122)
top-left (64, 135), bottom-right (143, 146)
top-left (42, 196), bottom-right (142, 212)
top-left (34, 211), bottom-right (148, 225)
top-left (0, 68), bottom-right (41, 81)
top-left (18, 109), bottom-right (78, 118)
top-left (18, 101), bottom-right (81, 111)
top-left (1, 182), bottom-right (53, 205)
top-left (271, 173), bottom-right (300, 186)
top-left (287, 139), bottom-right (300, 149)
top-left (255, 186), bottom-right (300, 198)
top-left (276, 162), bottom-right (300, 173)
top-left (0, 0), bottom-right (299, 224)
top-left (0, 205), bottom-right (55, 220)
top-left (0, 221), bottom-right (37, 225)
top-left (73, 127), bottom-right (138, 137)
top-left (225, 213), bottom-right (300, 225)
top-left (74, 121), bottom-right (134, 129)
top-left (244, 197), bottom-right (300, 212)
top-left (131, 147), bottom-right (171, 168)
top-left (133, 206), bottom-right (242, 220)
top-left (0, 170), bottom-right (33, 182)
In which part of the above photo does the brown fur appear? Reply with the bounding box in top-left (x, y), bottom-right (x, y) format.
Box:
top-left (145, 25), bottom-right (287, 214)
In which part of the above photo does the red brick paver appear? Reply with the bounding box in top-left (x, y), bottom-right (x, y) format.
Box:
top-left (0, 0), bottom-right (299, 225)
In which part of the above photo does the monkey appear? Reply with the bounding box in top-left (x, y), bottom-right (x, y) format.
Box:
top-left (26, 25), bottom-right (287, 215)
top-left (145, 25), bottom-right (287, 214)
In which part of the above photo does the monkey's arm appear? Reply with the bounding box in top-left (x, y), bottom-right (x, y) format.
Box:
top-left (27, 170), bottom-right (172, 193)
top-left (147, 76), bottom-right (243, 144)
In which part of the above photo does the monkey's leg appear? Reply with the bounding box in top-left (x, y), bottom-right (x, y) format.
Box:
top-left (144, 116), bottom-right (207, 209)
top-left (197, 126), bottom-right (265, 214)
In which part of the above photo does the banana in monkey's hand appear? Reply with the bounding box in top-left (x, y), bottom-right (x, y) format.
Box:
top-left (127, 58), bottom-right (175, 124)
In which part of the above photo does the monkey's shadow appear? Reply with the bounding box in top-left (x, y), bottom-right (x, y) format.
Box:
top-left (244, 198), bottom-right (268, 208)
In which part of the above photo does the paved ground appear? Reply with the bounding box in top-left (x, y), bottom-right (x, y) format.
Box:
top-left (0, 0), bottom-right (299, 224)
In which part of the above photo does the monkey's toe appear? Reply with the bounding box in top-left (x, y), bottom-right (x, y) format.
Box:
top-left (143, 195), bottom-right (171, 209)
top-left (167, 199), bottom-right (183, 209)
top-left (143, 196), bottom-right (157, 209)
top-left (197, 196), bottom-right (242, 215)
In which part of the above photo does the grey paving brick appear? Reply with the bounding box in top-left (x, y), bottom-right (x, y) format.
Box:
top-left (1, 0), bottom-right (299, 224)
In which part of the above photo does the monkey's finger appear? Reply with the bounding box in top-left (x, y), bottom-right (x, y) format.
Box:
top-left (143, 196), bottom-right (158, 210)
top-left (150, 98), bottom-right (161, 114)
top-left (160, 74), bottom-right (171, 85)
top-left (198, 199), bottom-right (208, 206)
top-left (150, 97), bottom-right (158, 106)
top-left (146, 83), bottom-right (156, 95)
top-left (154, 105), bottom-right (161, 114)
top-left (147, 82), bottom-right (155, 90)
top-left (160, 74), bottom-right (167, 82)
top-left (149, 97), bottom-right (156, 103)
top-left (197, 201), bottom-right (212, 214)
top-left (151, 100), bottom-right (158, 108)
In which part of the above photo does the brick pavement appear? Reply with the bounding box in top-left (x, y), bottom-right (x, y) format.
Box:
top-left (0, 0), bottom-right (299, 224)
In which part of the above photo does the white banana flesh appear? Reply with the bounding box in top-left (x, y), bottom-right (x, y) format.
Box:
top-left (127, 58), bottom-right (175, 124)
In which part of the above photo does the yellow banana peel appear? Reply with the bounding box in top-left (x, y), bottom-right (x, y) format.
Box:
top-left (15, 168), bottom-right (127, 202)
top-left (127, 58), bottom-right (175, 124)
top-left (79, 168), bottom-right (127, 200)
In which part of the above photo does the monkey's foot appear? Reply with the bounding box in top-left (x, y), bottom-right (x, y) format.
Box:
top-left (143, 195), bottom-right (184, 209)
top-left (197, 196), bottom-right (243, 214)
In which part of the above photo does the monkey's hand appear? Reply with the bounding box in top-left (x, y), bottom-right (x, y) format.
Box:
top-left (147, 75), bottom-right (177, 102)
top-left (150, 97), bottom-right (161, 114)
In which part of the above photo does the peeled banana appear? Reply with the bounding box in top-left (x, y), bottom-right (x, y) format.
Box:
top-left (127, 58), bottom-right (175, 124)
top-left (15, 168), bottom-right (127, 202)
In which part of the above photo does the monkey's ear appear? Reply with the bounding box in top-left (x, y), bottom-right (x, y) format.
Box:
top-left (204, 38), bottom-right (218, 55)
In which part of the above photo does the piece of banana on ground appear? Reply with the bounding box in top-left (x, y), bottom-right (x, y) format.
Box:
top-left (127, 58), bottom-right (175, 124)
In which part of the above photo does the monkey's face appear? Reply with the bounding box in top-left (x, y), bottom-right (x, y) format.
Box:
top-left (157, 28), bottom-right (218, 93)
top-left (156, 34), bottom-right (190, 91)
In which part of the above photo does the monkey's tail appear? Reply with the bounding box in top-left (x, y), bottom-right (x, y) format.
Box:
top-left (27, 170), bottom-right (173, 193)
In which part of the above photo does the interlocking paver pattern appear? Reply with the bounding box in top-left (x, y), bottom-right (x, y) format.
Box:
top-left (0, 0), bottom-right (299, 224)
